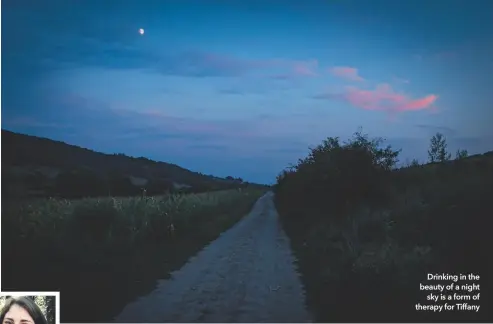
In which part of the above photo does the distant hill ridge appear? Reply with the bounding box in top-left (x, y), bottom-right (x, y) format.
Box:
top-left (2, 129), bottom-right (260, 199)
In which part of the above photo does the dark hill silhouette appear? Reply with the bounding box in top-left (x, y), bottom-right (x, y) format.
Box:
top-left (2, 129), bottom-right (262, 199)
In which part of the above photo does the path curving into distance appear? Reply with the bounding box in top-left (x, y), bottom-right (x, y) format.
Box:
top-left (113, 191), bottom-right (312, 323)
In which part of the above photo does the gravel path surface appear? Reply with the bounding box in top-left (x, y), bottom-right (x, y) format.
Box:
top-left (113, 191), bottom-right (312, 323)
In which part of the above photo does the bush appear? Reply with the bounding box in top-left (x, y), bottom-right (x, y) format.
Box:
top-left (275, 128), bottom-right (400, 220)
top-left (455, 148), bottom-right (468, 159)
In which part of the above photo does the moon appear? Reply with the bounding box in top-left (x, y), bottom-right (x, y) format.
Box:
top-left (139, 28), bottom-right (144, 35)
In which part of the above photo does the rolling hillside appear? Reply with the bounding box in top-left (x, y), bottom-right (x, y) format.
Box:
top-left (2, 129), bottom-right (261, 199)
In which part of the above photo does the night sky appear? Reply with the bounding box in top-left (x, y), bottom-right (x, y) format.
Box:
top-left (3, 0), bottom-right (493, 184)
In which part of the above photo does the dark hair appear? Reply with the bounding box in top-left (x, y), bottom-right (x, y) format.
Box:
top-left (0, 297), bottom-right (48, 324)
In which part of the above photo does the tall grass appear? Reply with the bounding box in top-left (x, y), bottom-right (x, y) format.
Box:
top-left (2, 188), bottom-right (266, 322)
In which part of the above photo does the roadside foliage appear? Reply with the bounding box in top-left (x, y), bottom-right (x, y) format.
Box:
top-left (274, 129), bottom-right (492, 322)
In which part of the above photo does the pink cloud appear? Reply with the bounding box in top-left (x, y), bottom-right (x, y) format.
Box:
top-left (293, 59), bottom-right (319, 76)
top-left (268, 59), bottom-right (319, 79)
top-left (329, 66), bottom-right (364, 82)
top-left (294, 66), bottom-right (316, 76)
top-left (316, 83), bottom-right (438, 113)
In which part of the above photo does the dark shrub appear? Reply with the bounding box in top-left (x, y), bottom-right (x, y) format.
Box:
top-left (275, 128), bottom-right (400, 221)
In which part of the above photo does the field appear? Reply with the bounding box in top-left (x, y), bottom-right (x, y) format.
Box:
top-left (2, 188), bottom-right (267, 322)
top-left (274, 131), bottom-right (493, 322)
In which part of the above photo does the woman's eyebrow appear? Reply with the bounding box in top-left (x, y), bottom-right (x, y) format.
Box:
top-left (2, 319), bottom-right (32, 324)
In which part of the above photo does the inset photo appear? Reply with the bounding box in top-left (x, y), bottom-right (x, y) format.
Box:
top-left (0, 292), bottom-right (59, 324)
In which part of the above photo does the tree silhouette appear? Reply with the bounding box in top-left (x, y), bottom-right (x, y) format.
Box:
top-left (455, 149), bottom-right (468, 160)
top-left (428, 132), bottom-right (451, 163)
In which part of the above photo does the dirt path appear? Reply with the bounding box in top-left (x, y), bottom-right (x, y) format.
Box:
top-left (113, 191), bottom-right (312, 323)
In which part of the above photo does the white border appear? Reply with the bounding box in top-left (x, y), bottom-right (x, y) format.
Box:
top-left (0, 292), bottom-right (60, 324)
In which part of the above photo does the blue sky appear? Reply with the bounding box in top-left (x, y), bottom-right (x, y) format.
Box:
top-left (2, 0), bottom-right (493, 184)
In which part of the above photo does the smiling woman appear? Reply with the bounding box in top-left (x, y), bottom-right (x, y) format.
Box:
top-left (0, 297), bottom-right (47, 324)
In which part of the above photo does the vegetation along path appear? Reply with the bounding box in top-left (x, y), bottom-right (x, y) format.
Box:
top-left (113, 191), bottom-right (312, 323)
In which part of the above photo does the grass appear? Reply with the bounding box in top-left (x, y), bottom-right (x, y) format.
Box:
top-left (2, 188), bottom-right (266, 322)
top-left (274, 133), bottom-right (493, 322)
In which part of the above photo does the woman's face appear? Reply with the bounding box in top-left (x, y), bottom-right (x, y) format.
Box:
top-left (2, 304), bottom-right (34, 324)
